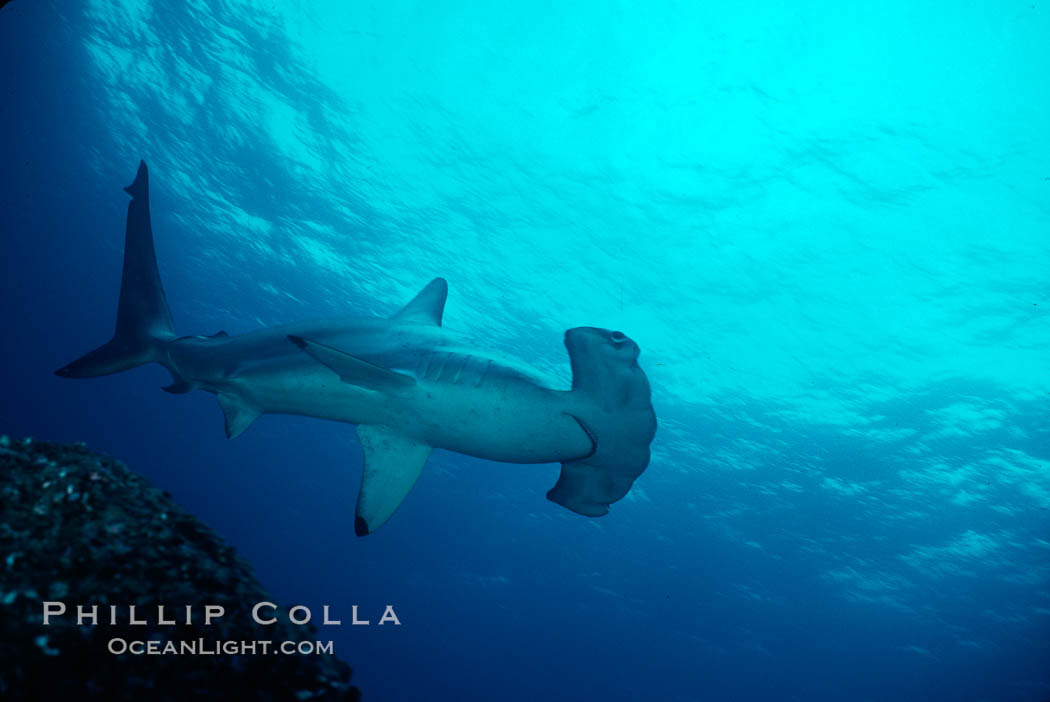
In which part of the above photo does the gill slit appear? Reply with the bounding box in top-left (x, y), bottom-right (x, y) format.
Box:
top-left (566, 414), bottom-right (598, 461)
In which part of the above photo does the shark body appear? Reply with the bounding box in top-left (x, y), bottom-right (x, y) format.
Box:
top-left (58, 162), bottom-right (657, 535)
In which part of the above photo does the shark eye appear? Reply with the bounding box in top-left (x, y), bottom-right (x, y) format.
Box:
top-left (609, 331), bottom-right (628, 344)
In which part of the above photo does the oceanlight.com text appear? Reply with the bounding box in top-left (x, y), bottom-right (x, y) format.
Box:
top-left (107, 638), bottom-right (335, 656)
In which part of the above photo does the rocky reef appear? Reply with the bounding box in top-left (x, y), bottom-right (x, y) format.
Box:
top-left (0, 436), bottom-right (361, 701)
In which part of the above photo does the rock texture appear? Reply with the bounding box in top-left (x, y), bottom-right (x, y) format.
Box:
top-left (0, 436), bottom-right (361, 701)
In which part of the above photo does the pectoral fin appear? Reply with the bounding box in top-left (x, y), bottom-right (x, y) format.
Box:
top-left (217, 393), bottom-right (261, 439)
top-left (288, 335), bottom-right (415, 392)
top-left (355, 424), bottom-right (431, 536)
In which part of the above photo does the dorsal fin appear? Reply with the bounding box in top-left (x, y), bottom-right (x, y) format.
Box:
top-left (392, 278), bottom-right (448, 326)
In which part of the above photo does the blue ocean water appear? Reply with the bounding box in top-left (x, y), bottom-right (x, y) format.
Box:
top-left (2, 0), bottom-right (1048, 700)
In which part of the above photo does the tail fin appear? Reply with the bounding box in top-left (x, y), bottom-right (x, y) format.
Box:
top-left (547, 327), bottom-right (657, 516)
top-left (55, 161), bottom-right (175, 378)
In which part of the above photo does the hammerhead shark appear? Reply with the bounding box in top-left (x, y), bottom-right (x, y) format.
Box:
top-left (57, 162), bottom-right (657, 535)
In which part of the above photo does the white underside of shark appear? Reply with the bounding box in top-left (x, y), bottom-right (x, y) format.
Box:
top-left (58, 162), bottom-right (657, 535)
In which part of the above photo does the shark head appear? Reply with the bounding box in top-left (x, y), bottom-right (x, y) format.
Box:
top-left (564, 327), bottom-right (646, 409)
top-left (548, 327), bottom-right (657, 517)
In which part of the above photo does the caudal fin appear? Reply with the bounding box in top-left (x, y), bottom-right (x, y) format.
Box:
top-left (55, 161), bottom-right (175, 378)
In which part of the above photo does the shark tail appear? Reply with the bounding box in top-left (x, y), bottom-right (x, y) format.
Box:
top-left (56, 161), bottom-right (176, 379)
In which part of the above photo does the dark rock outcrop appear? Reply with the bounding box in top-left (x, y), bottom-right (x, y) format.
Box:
top-left (0, 436), bottom-right (361, 701)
